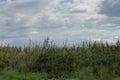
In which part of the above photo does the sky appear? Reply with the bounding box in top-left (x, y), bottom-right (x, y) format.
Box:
top-left (0, 0), bottom-right (120, 45)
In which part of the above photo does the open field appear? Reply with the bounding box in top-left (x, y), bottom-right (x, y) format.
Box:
top-left (0, 40), bottom-right (120, 80)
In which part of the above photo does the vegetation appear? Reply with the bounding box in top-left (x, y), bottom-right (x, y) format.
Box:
top-left (0, 38), bottom-right (120, 80)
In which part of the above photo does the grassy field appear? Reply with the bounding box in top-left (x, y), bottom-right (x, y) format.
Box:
top-left (0, 39), bottom-right (120, 80)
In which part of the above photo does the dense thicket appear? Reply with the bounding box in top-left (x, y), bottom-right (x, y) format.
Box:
top-left (0, 40), bottom-right (120, 79)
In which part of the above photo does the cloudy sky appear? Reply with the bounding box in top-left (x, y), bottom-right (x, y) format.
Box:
top-left (0, 0), bottom-right (120, 45)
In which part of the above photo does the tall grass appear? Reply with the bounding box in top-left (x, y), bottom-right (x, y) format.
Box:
top-left (0, 39), bottom-right (120, 79)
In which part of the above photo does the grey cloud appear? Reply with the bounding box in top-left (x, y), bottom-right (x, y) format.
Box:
top-left (85, 16), bottom-right (120, 32)
top-left (70, 10), bottom-right (87, 13)
top-left (12, 0), bottom-right (50, 9)
top-left (0, 35), bottom-right (25, 39)
top-left (99, 0), bottom-right (120, 17)
top-left (0, 27), bottom-right (27, 39)
top-left (1, 0), bottom-right (120, 45)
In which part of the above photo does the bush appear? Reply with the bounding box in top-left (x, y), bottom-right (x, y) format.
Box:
top-left (0, 40), bottom-right (120, 79)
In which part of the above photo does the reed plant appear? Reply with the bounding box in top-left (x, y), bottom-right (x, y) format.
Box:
top-left (0, 39), bottom-right (120, 79)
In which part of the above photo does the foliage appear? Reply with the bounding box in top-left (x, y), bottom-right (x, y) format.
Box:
top-left (0, 40), bottom-right (120, 79)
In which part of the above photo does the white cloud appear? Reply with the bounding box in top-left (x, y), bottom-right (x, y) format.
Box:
top-left (0, 0), bottom-right (120, 45)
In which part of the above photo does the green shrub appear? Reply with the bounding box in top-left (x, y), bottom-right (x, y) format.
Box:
top-left (0, 40), bottom-right (120, 79)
